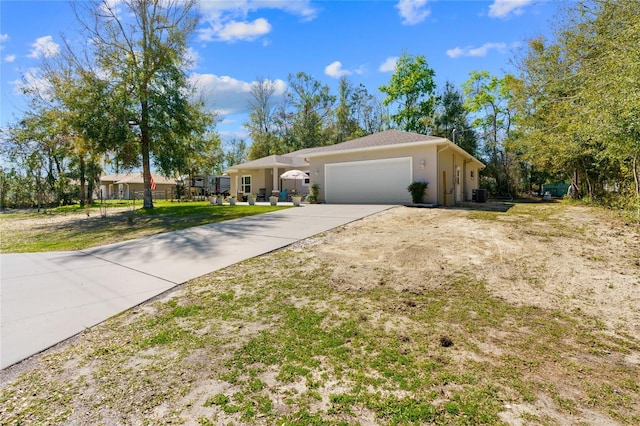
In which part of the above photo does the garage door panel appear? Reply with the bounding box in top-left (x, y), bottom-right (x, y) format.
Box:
top-left (325, 157), bottom-right (412, 204)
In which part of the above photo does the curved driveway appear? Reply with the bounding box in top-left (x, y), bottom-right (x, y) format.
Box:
top-left (1, 204), bottom-right (390, 369)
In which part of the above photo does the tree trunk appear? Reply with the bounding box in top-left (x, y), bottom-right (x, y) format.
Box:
top-left (141, 127), bottom-right (153, 209)
top-left (79, 156), bottom-right (86, 207)
top-left (141, 91), bottom-right (153, 209)
top-left (633, 153), bottom-right (639, 196)
top-left (87, 176), bottom-right (94, 205)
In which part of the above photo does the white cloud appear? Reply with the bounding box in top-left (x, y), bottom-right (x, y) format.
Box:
top-left (379, 57), bottom-right (398, 73)
top-left (99, 0), bottom-right (123, 17)
top-left (188, 73), bottom-right (287, 116)
top-left (200, 0), bottom-right (319, 21)
top-left (395, 0), bottom-right (431, 26)
top-left (199, 18), bottom-right (272, 42)
top-left (12, 68), bottom-right (53, 99)
top-left (199, 0), bottom-right (319, 43)
top-left (488, 0), bottom-right (533, 18)
top-left (27, 35), bottom-right (60, 59)
top-left (445, 47), bottom-right (465, 59)
top-left (324, 61), bottom-right (366, 78)
top-left (324, 61), bottom-right (351, 78)
top-left (468, 42), bottom-right (507, 56)
top-left (4, 54), bottom-right (16, 63)
top-left (217, 18), bottom-right (272, 42)
top-left (0, 33), bottom-right (8, 50)
top-left (446, 42), bottom-right (508, 58)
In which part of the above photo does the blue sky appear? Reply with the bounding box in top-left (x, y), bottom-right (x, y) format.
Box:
top-left (0, 0), bottom-right (560, 147)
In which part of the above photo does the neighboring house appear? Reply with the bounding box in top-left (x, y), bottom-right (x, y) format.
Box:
top-left (99, 173), bottom-right (177, 200)
top-left (226, 129), bottom-right (484, 205)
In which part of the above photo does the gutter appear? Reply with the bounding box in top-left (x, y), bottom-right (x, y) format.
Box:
top-left (304, 138), bottom-right (449, 160)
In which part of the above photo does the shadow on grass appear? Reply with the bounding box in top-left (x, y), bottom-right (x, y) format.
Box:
top-left (448, 197), bottom-right (553, 213)
top-left (4, 205), bottom-right (289, 253)
top-left (82, 207), bottom-right (298, 264)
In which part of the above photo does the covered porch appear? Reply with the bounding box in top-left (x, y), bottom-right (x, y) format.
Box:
top-left (226, 155), bottom-right (311, 201)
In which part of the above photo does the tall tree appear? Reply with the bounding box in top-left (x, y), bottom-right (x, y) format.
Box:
top-left (463, 71), bottom-right (517, 195)
top-left (332, 77), bottom-right (360, 143)
top-left (379, 52), bottom-right (438, 134)
top-left (183, 131), bottom-right (224, 176)
top-left (432, 81), bottom-right (477, 156)
top-left (512, 1), bottom-right (640, 199)
top-left (285, 72), bottom-right (336, 151)
top-left (352, 84), bottom-right (389, 135)
top-left (224, 139), bottom-right (248, 169)
top-left (583, 0), bottom-right (640, 196)
top-left (5, 106), bottom-right (78, 207)
top-left (246, 78), bottom-right (284, 160)
top-left (71, 0), bottom-right (213, 208)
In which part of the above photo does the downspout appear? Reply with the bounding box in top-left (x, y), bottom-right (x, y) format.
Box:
top-left (437, 145), bottom-right (449, 206)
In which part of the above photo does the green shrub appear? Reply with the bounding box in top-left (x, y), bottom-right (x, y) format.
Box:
top-left (407, 181), bottom-right (429, 204)
top-left (307, 183), bottom-right (320, 203)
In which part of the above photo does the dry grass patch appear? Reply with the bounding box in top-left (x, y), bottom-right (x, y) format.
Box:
top-left (1, 202), bottom-right (639, 425)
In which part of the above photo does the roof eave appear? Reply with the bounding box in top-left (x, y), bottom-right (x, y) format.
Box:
top-left (227, 158), bottom-right (309, 173)
top-left (438, 141), bottom-right (486, 168)
top-left (304, 137), bottom-right (449, 159)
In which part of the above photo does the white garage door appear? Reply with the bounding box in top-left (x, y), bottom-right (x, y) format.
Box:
top-left (325, 157), bottom-right (413, 204)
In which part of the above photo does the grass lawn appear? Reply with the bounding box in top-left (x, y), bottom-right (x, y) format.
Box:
top-left (1, 202), bottom-right (638, 425)
top-left (0, 200), bottom-right (290, 253)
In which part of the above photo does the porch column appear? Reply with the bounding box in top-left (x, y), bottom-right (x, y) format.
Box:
top-left (272, 167), bottom-right (279, 195)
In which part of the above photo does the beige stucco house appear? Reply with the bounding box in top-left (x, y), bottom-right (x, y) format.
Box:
top-left (99, 173), bottom-right (177, 200)
top-left (226, 129), bottom-right (484, 205)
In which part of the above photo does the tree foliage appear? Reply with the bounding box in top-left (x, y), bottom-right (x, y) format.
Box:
top-left (69, 0), bottom-right (214, 208)
top-left (463, 71), bottom-right (518, 195)
top-left (224, 139), bottom-right (248, 169)
top-left (244, 75), bottom-right (388, 159)
top-left (332, 77), bottom-right (360, 143)
top-left (286, 72), bottom-right (336, 151)
top-left (379, 52), bottom-right (438, 134)
top-left (432, 81), bottom-right (477, 157)
top-left (512, 0), bottom-right (640, 202)
top-left (246, 78), bottom-right (283, 160)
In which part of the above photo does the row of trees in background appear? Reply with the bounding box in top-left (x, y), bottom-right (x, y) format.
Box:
top-left (512, 0), bottom-right (640, 207)
top-left (245, 56), bottom-right (479, 162)
top-left (245, 73), bottom-right (390, 159)
top-left (1, 0), bottom-right (638, 213)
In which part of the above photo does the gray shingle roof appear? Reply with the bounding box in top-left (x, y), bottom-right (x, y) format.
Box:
top-left (228, 130), bottom-right (469, 170)
top-left (229, 154), bottom-right (309, 170)
top-left (100, 173), bottom-right (176, 185)
top-left (306, 129), bottom-right (442, 155)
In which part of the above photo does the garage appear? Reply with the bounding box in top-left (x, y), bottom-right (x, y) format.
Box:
top-left (325, 157), bottom-right (413, 204)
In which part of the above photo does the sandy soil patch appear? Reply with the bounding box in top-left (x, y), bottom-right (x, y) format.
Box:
top-left (310, 204), bottom-right (640, 337)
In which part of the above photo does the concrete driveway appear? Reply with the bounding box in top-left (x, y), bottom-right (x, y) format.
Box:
top-left (1, 204), bottom-right (391, 369)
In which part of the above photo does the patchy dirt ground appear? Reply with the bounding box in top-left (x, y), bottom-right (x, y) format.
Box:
top-left (314, 203), bottom-right (640, 337)
top-left (1, 201), bottom-right (639, 425)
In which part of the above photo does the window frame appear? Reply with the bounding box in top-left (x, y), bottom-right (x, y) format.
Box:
top-left (241, 175), bottom-right (252, 194)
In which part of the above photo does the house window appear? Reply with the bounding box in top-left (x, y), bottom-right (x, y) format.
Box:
top-left (470, 170), bottom-right (475, 179)
top-left (241, 176), bottom-right (251, 193)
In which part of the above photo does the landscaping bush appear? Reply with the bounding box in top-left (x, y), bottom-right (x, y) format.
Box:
top-left (407, 181), bottom-right (428, 204)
